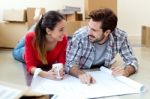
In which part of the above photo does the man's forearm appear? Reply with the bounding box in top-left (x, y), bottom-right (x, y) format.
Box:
top-left (69, 65), bottom-right (85, 78)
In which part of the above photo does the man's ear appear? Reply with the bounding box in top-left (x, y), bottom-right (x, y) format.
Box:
top-left (104, 30), bottom-right (111, 36)
top-left (46, 28), bottom-right (51, 35)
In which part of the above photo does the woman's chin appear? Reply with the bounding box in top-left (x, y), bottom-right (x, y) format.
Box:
top-left (58, 37), bottom-right (63, 41)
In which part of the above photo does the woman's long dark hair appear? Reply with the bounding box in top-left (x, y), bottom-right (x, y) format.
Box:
top-left (34, 11), bottom-right (64, 64)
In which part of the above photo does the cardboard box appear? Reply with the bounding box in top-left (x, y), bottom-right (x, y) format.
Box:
top-left (3, 9), bottom-right (26, 22)
top-left (26, 8), bottom-right (45, 29)
top-left (66, 21), bottom-right (81, 37)
top-left (145, 30), bottom-right (150, 47)
top-left (141, 26), bottom-right (150, 47)
top-left (66, 20), bottom-right (90, 37)
top-left (65, 12), bottom-right (83, 21)
top-left (85, 0), bottom-right (117, 18)
top-left (80, 20), bottom-right (89, 27)
top-left (0, 22), bottom-right (28, 48)
top-left (141, 26), bottom-right (146, 45)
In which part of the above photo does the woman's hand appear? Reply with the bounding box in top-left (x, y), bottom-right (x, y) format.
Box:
top-left (46, 69), bottom-right (58, 80)
top-left (31, 66), bottom-right (65, 80)
top-left (59, 67), bottom-right (65, 78)
top-left (47, 67), bottom-right (65, 80)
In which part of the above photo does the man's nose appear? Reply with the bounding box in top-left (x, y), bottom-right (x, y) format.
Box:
top-left (88, 29), bottom-right (93, 35)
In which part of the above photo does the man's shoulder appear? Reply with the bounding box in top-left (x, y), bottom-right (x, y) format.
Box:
top-left (72, 26), bottom-right (88, 41)
top-left (114, 28), bottom-right (127, 38)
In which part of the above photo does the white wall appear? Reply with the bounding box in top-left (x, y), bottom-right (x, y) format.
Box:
top-left (0, 0), bottom-right (84, 20)
top-left (118, 0), bottom-right (150, 36)
top-left (0, 0), bottom-right (150, 36)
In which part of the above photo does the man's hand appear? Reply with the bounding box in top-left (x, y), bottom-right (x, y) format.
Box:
top-left (111, 65), bottom-right (136, 77)
top-left (111, 66), bottom-right (129, 76)
top-left (69, 65), bottom-right (96, 85)
top-left (78, 73), bottom-right (96, 85)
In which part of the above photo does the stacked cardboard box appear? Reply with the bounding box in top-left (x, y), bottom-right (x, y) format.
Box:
top-left (66, 21), bottom-right (81, 37)
top-left (80, 20), bottom-right (89, 27)
top-left (85, 0), bottom-right (117, 18)
top-left (0, 22), bottom-right (27, 48)
top-left (3, 9), bottom-right (27, 22)
top-left (65, 12), bottom-right (82, 21)
top-left (66, 20), bottom-right (89, 37)
top-left (0, 8), bottom-right (45, 48)
top-left (0, 0), bottom-right (118, 47)
top-left (65, 0), bottom-right (117, 37)
top-left (26, 8), bottom-right (45, 29)
top-left (0, 9), bottom-right (28, 48)
top-left (141, 26), bottom-right (150, 47)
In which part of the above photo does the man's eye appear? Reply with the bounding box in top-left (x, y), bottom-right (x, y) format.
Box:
top-left (91, 29), bottom-right (96, 32)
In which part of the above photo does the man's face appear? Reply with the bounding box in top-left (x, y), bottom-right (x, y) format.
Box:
top-left (88, 19), bottom-right (109, 44)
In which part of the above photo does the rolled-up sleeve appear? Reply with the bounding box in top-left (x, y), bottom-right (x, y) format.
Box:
top-left (119, 37), bottom-right (139, 71)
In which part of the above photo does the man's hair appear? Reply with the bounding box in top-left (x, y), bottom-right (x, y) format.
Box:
top-left (89, 8), bottom-right (117, 32)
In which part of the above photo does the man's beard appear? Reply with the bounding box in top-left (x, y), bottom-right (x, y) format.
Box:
top-left (88, 35), bottom-right (105, 44)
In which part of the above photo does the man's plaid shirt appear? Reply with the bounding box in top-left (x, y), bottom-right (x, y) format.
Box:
top-left (66, 26), bottom-right (138, 72)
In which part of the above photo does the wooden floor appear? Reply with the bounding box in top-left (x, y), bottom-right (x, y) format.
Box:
top-left (0, 48), bottom-right (27, 86)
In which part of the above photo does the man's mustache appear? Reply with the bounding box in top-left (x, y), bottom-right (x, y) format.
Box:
top-left (88, 35), bottom-right (95, 38)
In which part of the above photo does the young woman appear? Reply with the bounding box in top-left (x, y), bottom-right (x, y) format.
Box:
top-left (12, 11), bottom-right (67, 80)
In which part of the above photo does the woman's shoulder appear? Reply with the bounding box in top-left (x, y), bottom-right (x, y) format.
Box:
top-left (25, 32), bottom-right (35, 41)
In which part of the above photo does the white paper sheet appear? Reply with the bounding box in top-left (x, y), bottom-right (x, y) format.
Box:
top-left (0, 84), bottom-right (21, 99)
top-left (31, 66), bottom-right (146, 99)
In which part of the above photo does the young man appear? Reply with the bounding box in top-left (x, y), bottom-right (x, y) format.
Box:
top-left (66, 8), bottom-right (138, 85)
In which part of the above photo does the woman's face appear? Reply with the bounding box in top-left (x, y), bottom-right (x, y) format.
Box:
top-left (46, 20), bottom-right (66, 42)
